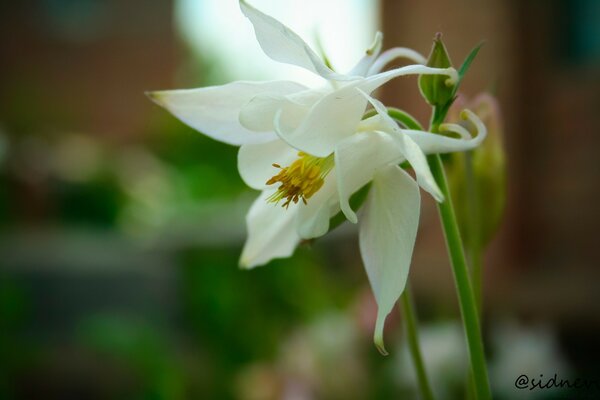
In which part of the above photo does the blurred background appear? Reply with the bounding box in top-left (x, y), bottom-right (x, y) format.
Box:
top-left (1, 0), bottom-right (599, 399)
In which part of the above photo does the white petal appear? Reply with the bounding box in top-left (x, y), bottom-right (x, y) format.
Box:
top-left (334, 131), bottom-right (403, 223)
top-left (361, 64), bottom-right (458, 94)
top-left (273, 65), bottom-right (457, 157)
top-left (404, 109), bottom-right (488, 154)
top-left (238, 93), bottom-right (287, 132)
top-left (237, 139), bottom-right (298, 190)
top-left (347, 31), bottom-right (383, 77)
top-left (239, 1), bottom-right (346, 80)
top-left (358, 90), bottom-right (443, 202)
top-left (358, 165), bottom-right (421, 354)
top-left (274, 79), bottom-right (370, 157)
top-left (239, 88), bottom-right (321, 133)
top-left (295, 170), bottom-right (340, 239)
top-left (359, 94), bottom-right (487, 156)
top-left (240, 190), bottom-right (301, 268)
top-left (396, 134), bottom-right (444, 202)
top-left (148, 81), bottom-right (304, 145)
top-left (367, 47), bottom-right (427, 76)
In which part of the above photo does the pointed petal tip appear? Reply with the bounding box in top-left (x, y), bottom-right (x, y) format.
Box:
top-left (145, 91), bottom-right (164, 105)
top-left (433, 190), bottom-right (445, 203)
top-left (367, 31), bottom-right (383, 55)
top-left (373, 310), bottom-right (389, 356)
top-left (374, 332), bottom-right (389, 356)
top-left (239, 251), bottom-right (260, 269)
top-left (238, 252), bottom-right (255, 269)
top-left (343, 208), bottom-right (358, 224)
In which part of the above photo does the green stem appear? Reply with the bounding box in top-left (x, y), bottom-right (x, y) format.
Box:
top-left (428, 113), bottom-right (491, 400)
top-left (400, 286), bottom-right (435, 400)
top-left (464, 151), bottom-right (484, 315)
top-left (471, 250), bottom-right (483, 316)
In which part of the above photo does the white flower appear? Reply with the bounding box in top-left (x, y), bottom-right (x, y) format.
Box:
top-left (148, 0), bottom-right (485, 353)
top-left (238, 90), bottom-right (487, 353)
top-left (147, 0), bottom-right (456, 150)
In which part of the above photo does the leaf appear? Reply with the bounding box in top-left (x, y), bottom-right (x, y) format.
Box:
top-left (455, 42), bottom-right (485, 91)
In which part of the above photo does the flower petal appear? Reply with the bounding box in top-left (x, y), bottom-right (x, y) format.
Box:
top-left (240, 190), bottom-right (301, 268)
top-left (395, 133), bottom-right (444, 202)
top-left (239, 87), bottom-right (321, 133)
top-left (366, 47), bottom-right (427, 76)
top-left (403, 109), bottom-right (488, 154)
top-left (359, 91), bottom-right (443, 202)
top-left (361, 64), bottom-right (458, 94)
top-left (274, 65), bottom-right (458, 157)
top-left (148, 80), bottom-right (305, 145)
top-left (238, 139), bottom-right (298, 190)
top-left (358, 165), bottom-right (421, 355)
top-left (347, 31), bottom-right (383, 77)
top-left (295, 169), bottom-right (340, 239)
top-left (334, 131), bottom-right (403, 223)
top-left (239, 0), bottom-right (346, 80)
top-left (274, 79), bottom-right (370, 157)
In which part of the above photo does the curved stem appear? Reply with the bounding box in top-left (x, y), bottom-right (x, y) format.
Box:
top-left (400, 285), bottom-right (435, 400)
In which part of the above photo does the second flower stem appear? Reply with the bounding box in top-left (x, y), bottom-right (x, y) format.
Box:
top-left (427, 152), bottom-right (492, 400)
top-left (400, 285), bottom-right (435, 400)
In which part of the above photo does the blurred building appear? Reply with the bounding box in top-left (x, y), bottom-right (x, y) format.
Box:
top-left (0, 0), bottom-right (177, 139)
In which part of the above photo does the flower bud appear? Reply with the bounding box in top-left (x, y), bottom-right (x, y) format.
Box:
top-left (447, 94), bottom-right (506, 250)
top-left (419, 33), bottom-right (455, 107)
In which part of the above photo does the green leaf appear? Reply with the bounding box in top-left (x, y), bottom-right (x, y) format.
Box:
top-left (454, 42), bottom-right (485, 92)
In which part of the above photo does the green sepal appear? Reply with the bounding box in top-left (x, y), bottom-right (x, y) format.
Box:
top-left (431, 42), bottom-right (484, 127)
top-left (418, 34), bottom-right (454, 107)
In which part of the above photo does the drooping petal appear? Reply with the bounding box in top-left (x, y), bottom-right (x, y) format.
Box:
top-left (239, 0), bottom-right (346, 80)
top-left (347, 31), bottom-right (383, 77)
top-left (395, 133), bottom-right (444, 202)
top-left (238, 139), bottom-right (297, 190)
top-left (240, 190), bottom-right (301, 268)
top-left (148, 80), bottom-right (305, 145)
top-left (334, 131), bottom-right (403, 223)
top-left (359, 90), bottom-right (443, 202)
top-left (358, 165), bottom-right (421, 355)
top-left (295, 169), bottom-right (340, 239)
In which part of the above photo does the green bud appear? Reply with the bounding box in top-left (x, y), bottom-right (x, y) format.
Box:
top-left (447, 94), bottom-right (506, 251)
top-left (419, 33), bottom-right (455, 107)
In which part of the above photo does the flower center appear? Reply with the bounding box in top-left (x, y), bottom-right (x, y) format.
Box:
top-left (266, 152), bottom-right (334, 208)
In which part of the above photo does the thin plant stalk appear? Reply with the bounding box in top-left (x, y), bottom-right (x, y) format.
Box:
top-left (464, 152), bottom-right (485, 315)
top-left (400, 285), bottom-right (435, 400)
top-left (427, 107), bottom-right (492, 400)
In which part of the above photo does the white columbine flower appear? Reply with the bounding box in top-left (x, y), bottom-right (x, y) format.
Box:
top-left (148, 0), bottom-right (485, 353)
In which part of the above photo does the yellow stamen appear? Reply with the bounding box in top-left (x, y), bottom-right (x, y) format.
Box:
top-left (266, 152), bottom-right (333, 208)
